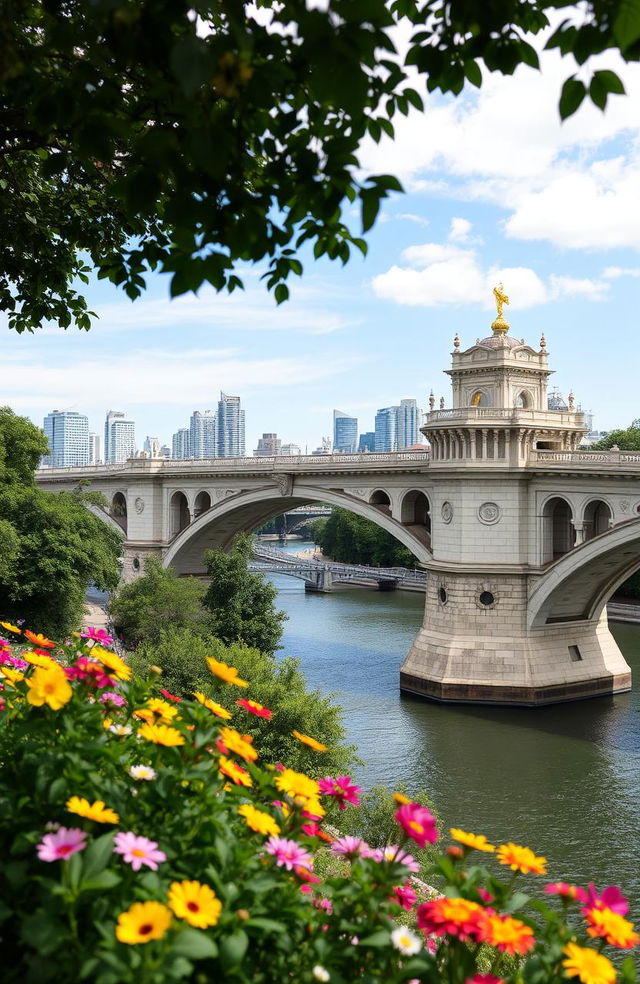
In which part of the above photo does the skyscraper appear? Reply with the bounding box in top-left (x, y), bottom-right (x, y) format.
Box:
top-left (374, 406), bottom-right (397, 452)
top-left (42, 410), bottom-right (90, 467)
top-left (104, 410), bottom-right (123, 463)
top-left (172, 428), bottom-right (191, 459)
top-left (254, 433), bottom-right (281, 457)
top-left (333, 410), bottom-right (358, 453)
top-left (396, 399), bottom-right (421, 448)
top-left (280, 443), bottom-right (301, 456)
top-left (109, 418), bottom-right (136, 463)
top-left (189, 411), bottom-right (217, 459)
top-left (89, 432), bottom-right (101, 465)
top-left (217, 393), bottom-right (245, 457)
top-left (358, 432), bottom-right (375, 452)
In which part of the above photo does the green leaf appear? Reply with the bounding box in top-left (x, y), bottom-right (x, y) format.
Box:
top-left (80, 831), bottom-right (115, 882)
top-left (614, 0), bottom-right (640, 53)
top-left (218, 928), bottom-right (249, 968)
top-left (79, 869), bottom-right (121, 893)
top-left (589, 73), bottom-right (607, 110)
top-left (274, 283), bottom-right (289, 304)
top-left (464, 60), bottom-right (482, 88)
top-left (559, 77), bottom-right (586, 120)
top-left (358, 929), bottom-right (391, 947)
top-left (170, 928), bottom-right (218, 960)
top-left (245, 917), bottom-right (287, 933)
top-left (361, 191), bottom-right (380, 233)
top-left (170, 37), bottom-right (214, 97)
top-left (594, 69), bottom-right (625, 95)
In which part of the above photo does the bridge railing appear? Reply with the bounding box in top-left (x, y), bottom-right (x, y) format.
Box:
top-left (530, 450), bottom-right (640, 467)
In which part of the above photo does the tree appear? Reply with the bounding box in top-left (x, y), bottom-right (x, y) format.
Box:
top-left (129, 626), bottom-right (358, 778)
top-left (109, 556), bottom-right (209, 647)
top-left (1, 1), bottom-right (635, 332)
top-left (0, 409), bottom-right (122, 636)
top-left (203, 534), bottom-right (287, 654)
top-left (313, 508), bottom-right (418, 568)
top-left (590, 426), bottom-right (640, 450)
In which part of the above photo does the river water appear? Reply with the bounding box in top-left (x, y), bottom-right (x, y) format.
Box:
top-left (268, 541), bottom-right (640, 907)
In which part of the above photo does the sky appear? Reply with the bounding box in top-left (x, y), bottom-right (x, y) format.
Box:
top-left (3, 35), bottom-right (640, 453)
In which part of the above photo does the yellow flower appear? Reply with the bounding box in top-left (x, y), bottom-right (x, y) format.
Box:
top-left (496, 841), bottom-right (547, 875)
top-left (26, 665), bottom-right (72, 710)
top-left (168, 880), bottom-right (222, 929)
top-left (218, 726), bottom-right (258, 763)
top-left (585, 907), bottom-right (640, 949)
top-left (194, 691), bottom-right (232, 719)
top-left (92, 646), bottom-right (132, 681)
top-left (275, 767), bottom-right (320, 801)
top-left (450, 828), bottom-right (496, 853)
top-left (146, 697), bottom-right (178, 722)
top-left (238, 803), bottom-right (280, 836)
top-left (23, 651), bottom-right (59, 669)
top-left (219, 755), bottom-right (252, 787)
top-left (206, 657), bottom-right (248, 687)
top-left (392, 792), bottom-right (411, 805)
top-left (292, 730), bottom-right (328, 752)
top-left (0, 667), bottom-right (25, 685)
top-left (116, 901), bottom-right (172, 945)
top-left (0, 621), bottom-right (21, 634)
top-left (562, 943), bottom-right (616, 984)
top-left (138, 722), bottom-right (185, 747)
top-left (133, 708), bottom-right (155, 725)
top-left (66, 795), bottom-right (119, 824)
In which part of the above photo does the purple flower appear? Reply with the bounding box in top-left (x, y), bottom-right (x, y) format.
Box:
top-left (330, 836), bottom-right (373, 859)
top-left (81, 627), bottom-right (114, 646)
top-left (265, 836), bottom-right (313, 871)
top-left (37, 827), bottom-right (87, 862)
top-left (99, 691), bottom-right (127, 707)
top-left (113, 831), bottom-right (167, 871)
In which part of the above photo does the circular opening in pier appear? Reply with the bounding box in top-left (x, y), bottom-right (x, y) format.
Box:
top-left (132, 557), bottom-right (140, 571)
top-left (439, 587), bottom-right (447, 604)
top-left (479, 591), bottom-right (495, 607)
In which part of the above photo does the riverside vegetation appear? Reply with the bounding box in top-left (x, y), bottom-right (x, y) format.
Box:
top-left (0, 624), bottom-right (637, 984)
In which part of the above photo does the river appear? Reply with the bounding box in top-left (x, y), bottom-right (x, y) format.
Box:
top-left (268, 540), bottom-right (640, 907)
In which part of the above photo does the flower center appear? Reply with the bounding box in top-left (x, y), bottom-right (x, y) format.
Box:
top-left (139, 923), bottom-right (153, 936)
top-left (187, 901), bottom-right (200, 913)
top-left (132, 849), bottom-right (147, 857)
top-left (408, 820), bottom-right (424, 835)
top-left (58, 844), bottom-right (73, 856)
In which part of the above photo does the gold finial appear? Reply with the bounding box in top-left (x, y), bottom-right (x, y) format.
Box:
top-left (491, 283), bottom-right (510, 334)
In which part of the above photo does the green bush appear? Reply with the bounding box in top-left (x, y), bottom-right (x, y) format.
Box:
top-left (312, 508), bottom-right (418, 568)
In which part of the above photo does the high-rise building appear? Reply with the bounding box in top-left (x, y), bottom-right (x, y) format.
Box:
top-left (374, 406), bottom-right (398, 452)
top-left (159, 445), bottom-right (171, 458)
top-left (109, 418), bottom-right (136, 463)
top-left (89, 432), bottom-right (101, 465)
top-left (358, 432), bottom-right (375, 452)
top-left (280, 443), bottom-right (301, 456)
top-left (217, 392), bottom-right (245, 457)
top-left (42, 410), bottom-right (90, 467)
top-left (333, 410), bottom-right (358, 453)
top-left (104, 410), bottom-right (124, 463)
top-left (189, 410), bottom-right (217, 459)
top-left (172, 428), bottom-right (191, 459)
top-left (396, 398), bottom-right (421, 449)
top-left (143, 436), bottom-right (161, 458)
top-left (254, 433), bottom-right (281, 457)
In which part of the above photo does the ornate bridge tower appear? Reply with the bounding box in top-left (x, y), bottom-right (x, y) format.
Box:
top-left (400, 290), bottom-right (632, 704)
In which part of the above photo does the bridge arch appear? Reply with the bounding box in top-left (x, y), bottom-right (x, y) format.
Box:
top-left (528, 516), bottom-right (640, 627)
top-left (170, 491), bottom-right (190, 538)
top-left (162, 485), bottom-right (432, 575)
top-left (541, 495), bottom-right (575, 563)
top-left (193, 490), bottom-right (212, 519)
top-left (111, 491), bottom-right (128, 534)
top-left (369, 489), bottom-right (391, 516)
top-left (582, 498), bottom-right (612, 541)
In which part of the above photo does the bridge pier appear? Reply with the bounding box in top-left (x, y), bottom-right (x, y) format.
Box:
top-left (305, 569), bottom-right (333, 593)
top-left (400, 570), bottom-right (631, 706)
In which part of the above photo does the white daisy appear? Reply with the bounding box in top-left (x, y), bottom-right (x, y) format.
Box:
top-left (128, 764), bottom-right (157, 781)
top-left (391, 925), bottom-right (422, 956)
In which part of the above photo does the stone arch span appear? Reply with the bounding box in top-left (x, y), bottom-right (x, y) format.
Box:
top-left (528, 516), bottom-right (640, 628)
top-left (162, 485), bottom-right (432, 575)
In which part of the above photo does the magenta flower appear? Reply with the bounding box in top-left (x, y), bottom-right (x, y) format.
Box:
top-left (393, 881), bottom-right (418, 910)
top-left (265, 836), bottom-right (313, 871)
top-left (81, 626), bottom-right (114, 646)
top-left (113, 832), bottom-right (167, 871)
top-left (318, 775), bottom-right (361, 811)
top-left (99, 691), bottom-right (127, 707)
top-left (395, 802), bottom-right (438, 847)
top-left (0, 652), bottom-right (28, 670)
top-left (330, 836), bottom-right (373, 859)
top-left (37, 827), bottom-right (87, 862)
top-left (374, 845), bottom-right (421, 873)
top-left (583, 883), bottom-right (629, 916)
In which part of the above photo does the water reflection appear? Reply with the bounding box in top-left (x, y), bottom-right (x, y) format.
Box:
top-left (268, 543), bottom-right (640, 905)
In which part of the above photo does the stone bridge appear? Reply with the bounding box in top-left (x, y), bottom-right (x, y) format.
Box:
top-left (36, 308), bottom-right (640, 706)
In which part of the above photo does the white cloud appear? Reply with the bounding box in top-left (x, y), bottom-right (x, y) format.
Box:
top-left (603, 266), bottom-right (640, 279)
top-left (372, 242), bottom-right (609, 308)
top-left (448, 217), bottom-right (473, 243)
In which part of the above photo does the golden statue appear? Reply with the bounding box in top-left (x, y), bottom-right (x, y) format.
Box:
top-left (491, 283), bottom-right (510, 333)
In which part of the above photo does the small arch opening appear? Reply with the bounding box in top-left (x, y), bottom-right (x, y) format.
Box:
top-left (111, 492), bottom-right (128, 534)
top-left (369, 489), bottom-right (391, 516)
top-left (542, 496), bottom-right (575, 562)
top-left (470, 390), bottom-right (491, 407)
top-left (400, 490), bottom-right (431, 534)
top-left (439, 586), bottom-right (447, 604)
top-left (194, 490), bottom-right (212, 519)
top-left (515, 390), bottom-right (532, 409)
top-left (583, 499), bottom-right (612, 541)
top-left (170, 491), bottom-right (190, 537)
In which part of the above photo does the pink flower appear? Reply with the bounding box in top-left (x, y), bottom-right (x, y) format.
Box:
top-left (0, 652), bottom-right (28, 670)
top-left (265, 836), bottom-right (313, 871)
top-left (37, 827), bottom-right (87, 862)
top-left (99, 691), bottom-right (127, 707)
top-left (330, 836), bottom-right (372, 859)
top-left (393, 881), bottom-right (418, 910)
top-left (374, 844), bottom-right (420, 873)
top-left (465, 977), bottom-right (504, 984)
top-left (583, 883), bottom-right (629, 916)
top-left (544, 882), bottom-right (588, 903)
top-left (81, 627), bottom-right (114, 646)
top-left (113, 832), bottom-right (166, 871)
top-left (318, 775), bottom-right (361, 810)
top-left (66, 656), bottom-right (112, 688)
top-left (395, 802), bottom-right (438, 847)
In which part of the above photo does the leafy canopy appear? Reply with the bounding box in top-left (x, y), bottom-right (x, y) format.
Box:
top-left (311, 508), bottom-right (418, 569)
top-left (1, 0), bottom-right (637, 332)
top-left (590, 425), bottom-right (640, 450)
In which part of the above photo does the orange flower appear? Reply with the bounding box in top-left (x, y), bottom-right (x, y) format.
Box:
top-left (236, 698), bottom-right (272, 719)
top-left (450, 828), bottom-right (495, 853)
top-left (138, 723), bottom-right (185, 747)
top-left (206, 657), bottom-right (248, 687)
top-left (416, 897), bottom-right (485, 941)
top-left (585, 907), bottom-right (640, 949)
top-left (392, 792), bottom-right (411, 805)
top-left (0, 621), bottom-right (21, 635)
top-left (479, 913), bottom-right (535, 954)
top-left (292, 730), bottom-right (328, 752)
top-left (217, 726), bottom-right (258, 763)
top-left (219, 755), bottom-right (252, 787)
top-left (24, 630), bottom-right (56, 649)
top-left (194, 691), bottom-right (232, 719)
top-left (496, 842), bottom-right (547, 875)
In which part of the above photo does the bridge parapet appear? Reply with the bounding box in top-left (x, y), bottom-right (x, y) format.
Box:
top-left (530, 450), bottom-right (640, 469)
top-left (425, 407), bottom-right (584, 428)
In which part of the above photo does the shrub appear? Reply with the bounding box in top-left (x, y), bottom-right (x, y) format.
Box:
top-left (0, 623), bottom-right (637, 984)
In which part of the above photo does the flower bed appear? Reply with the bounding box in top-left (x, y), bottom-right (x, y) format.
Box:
top-left (0, 621), bottom-right (637, 983)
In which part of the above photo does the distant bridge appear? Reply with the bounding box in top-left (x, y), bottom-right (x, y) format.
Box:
top-left (250, 542), bottom-right (427, 592)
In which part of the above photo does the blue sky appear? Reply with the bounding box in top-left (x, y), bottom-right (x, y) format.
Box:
top-left (2, 41), bottom-right (640, 452)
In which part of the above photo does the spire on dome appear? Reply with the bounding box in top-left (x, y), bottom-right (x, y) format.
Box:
top-left (491, 283), bottom-right (510, 334)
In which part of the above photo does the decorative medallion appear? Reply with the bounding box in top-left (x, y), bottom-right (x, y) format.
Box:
top-left (214, 488), bottom-right (235, 500)
top-left (134, 497), bottom-right (144, 514)
top-left (477, 501), bottom-right (502, 525)
top-left (441, 501), bottom-right (453, 524)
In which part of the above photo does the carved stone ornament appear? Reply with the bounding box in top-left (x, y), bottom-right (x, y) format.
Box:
top-left (134, 497), bottom-right (145, 514)
top-left (477, 501), bottom-right (502, 525)
top-left (273, 473), bottom-right (294, 497)
top-left (350, 488), bottom-right (367, 498)
top-left (441, 501), bottom-right (453, 524)
top-left (620, 499), bottom-right (631, 513)
top-left (214, 488), bottom-right (236, 500)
